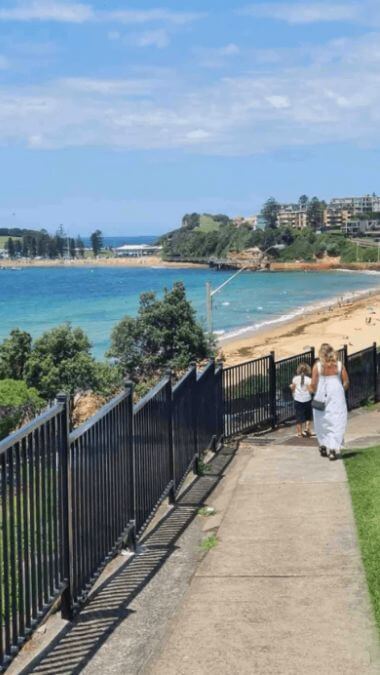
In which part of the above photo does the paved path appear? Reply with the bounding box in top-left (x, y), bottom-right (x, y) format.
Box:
top-left (145, 410), bottom-right (380, 675)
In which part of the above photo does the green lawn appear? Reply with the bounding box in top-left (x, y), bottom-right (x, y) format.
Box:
top-left (196, 215), bottom-right (222, 233)
top-left (344, 445), bottom-right (380, 631)
top-left (0, 236), bottom-right (21, 248)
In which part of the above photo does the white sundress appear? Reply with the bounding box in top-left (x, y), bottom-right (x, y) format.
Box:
top-left (313, 361), bottom-right (348, 451)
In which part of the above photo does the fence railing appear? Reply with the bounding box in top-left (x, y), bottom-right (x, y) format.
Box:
top-left (0, 404), bottom-right (67, 669)
top-left (0, 361), bottom-right (223, 670)
top-left (275, 350), bottom-right (315, 425)
top-left (1, 341), bottom-right (379, 669)
top-left (223, 355), bottom-right (272, 437)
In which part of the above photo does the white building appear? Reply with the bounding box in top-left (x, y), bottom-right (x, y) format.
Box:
top-left (342, 220), bottom-right (380, 237)
top-left (115, 244), bottom-right (162, 258)
top-left (330, 194), bottom-right (380, 214)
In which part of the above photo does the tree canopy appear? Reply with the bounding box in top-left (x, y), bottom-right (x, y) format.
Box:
top-left (262, 197), bottom-right (280, 229)
top-left (90, 230), bottom-right (103, 257)
top-left (0, 379), bottom-right (44, 439)
top-left (108, 282), bottom-right (214, 381)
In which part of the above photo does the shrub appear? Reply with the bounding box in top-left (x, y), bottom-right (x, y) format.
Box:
top-left (0, 379), bottom-right (44, 439)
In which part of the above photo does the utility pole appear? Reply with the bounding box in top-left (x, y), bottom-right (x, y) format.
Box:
top-left (206, 267), bottom-right (248, 335)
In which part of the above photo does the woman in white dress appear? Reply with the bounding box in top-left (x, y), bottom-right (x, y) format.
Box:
top-left (309, 344), bottom-right (349, 461)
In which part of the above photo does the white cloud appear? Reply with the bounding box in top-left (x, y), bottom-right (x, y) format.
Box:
top-left (103, 9), bottom-right (206, 26)
top-left (61, 77), bottom-right (160, 96)
top-left (0, 2), bottom-right (205, 25)
top-left (239, 2), bottom-right (359, 24)
top-left (266, 95), bottom-right (290, 109)
top-left (0, 1), bottom-right (93, 23)
top-left (195, 43), bottom-right (240, 68)
top-left (2, 32), bottom-right (380, 155)
top-left (134, 29), bottom-right (170, 49)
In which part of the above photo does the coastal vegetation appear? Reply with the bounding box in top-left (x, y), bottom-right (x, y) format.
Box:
top-left (0, 226), bottom-right (100, 260)
top-left (108, 282), bottom-right (213, 394)
top-left (160, 212), bottom-right (379, 264)
top-left (159, 213), bottom-right (259, 260)
top-left (0, 379), bottom-right (44, 439)
top-left (0, 282), bottom-right (214, 438)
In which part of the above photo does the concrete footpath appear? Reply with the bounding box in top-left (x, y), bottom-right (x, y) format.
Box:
top-left (145, 409), bottom-right (380, 675)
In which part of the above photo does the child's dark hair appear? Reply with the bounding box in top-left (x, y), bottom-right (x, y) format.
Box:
top-left (297, 362), bottom-right (311, 386)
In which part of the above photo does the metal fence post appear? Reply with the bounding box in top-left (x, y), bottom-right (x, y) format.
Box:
top-left (343, 344), bottom-right (348, 368)
top-left (56, 393), bottom-right (73, 621)
top-left (373, 342), bottom-right (378, 402)
top-left (310, 347), bottom-right (316, 364)
top-left (216, 360), bottom-right (224, 447)
top-left (269, 351), bottom-right (277, 429)
top-left (124, 381), bottom-right (137, 552)
top-left (166, 370), bottom-right (175, 505)
top-left (190, 362), bottom-right (202, 476)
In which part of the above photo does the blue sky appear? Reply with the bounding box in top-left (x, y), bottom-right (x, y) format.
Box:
top-left (0, 0), bottom-right (380, 236)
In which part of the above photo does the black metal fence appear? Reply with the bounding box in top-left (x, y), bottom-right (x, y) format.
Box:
top-left (67, 389), bottom-right (134, 607)
top-left (0, 361), bottom-right (223, 670)
top-left (223, 355), bottom-right (272, 437)
top-left (1, 342), bottom-right (379, 669)
top-left (0, 404), bottom-right (67, 669)
top-left (275, 350), bottom-right (315, 425)
top-left (223, 342), bottom-right (379, 437)
top-left (134, 376), bottom-right (173, 537)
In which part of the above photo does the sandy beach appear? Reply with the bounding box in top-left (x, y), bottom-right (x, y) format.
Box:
top-left (221, 289), bottom-right (380, 366)
top-left (0, 256), bottom-right (206, 269)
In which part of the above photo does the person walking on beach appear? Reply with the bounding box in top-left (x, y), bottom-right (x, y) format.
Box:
top-left (290, 363), bottom-right (313, 438)
top-left (310, 343), bottom-right (349, 461)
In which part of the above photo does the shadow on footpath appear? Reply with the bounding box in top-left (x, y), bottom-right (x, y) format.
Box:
top-left (20, 446), bottom-right (237, 675)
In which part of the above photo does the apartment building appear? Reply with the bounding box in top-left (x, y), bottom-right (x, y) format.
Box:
top-left (342, 219), bottom-right (380, 237)
top-left (277, 204), bottom-right (308, 229)
top-left (323, 208), bottom-right (351, 229)
top-left (330, 194), bottom-right (380, 214)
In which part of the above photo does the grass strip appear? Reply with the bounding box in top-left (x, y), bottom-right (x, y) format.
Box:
top-left (344, 445), bottom-right (380, 632)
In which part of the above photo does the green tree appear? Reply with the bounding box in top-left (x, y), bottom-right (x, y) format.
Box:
top-left (0, 329), bottom-right (32, 380)
top-left (76, 236), bottom-right (85, 258)
top-left (14, 239), bottom-right (22, 256)
top-left (69, 238), bottom-right (76, 258)
top-left (25, 324), bottom-right (99, 400)
top-left (262, 197), bottom-right (280, 229)
top-left (6, 237), bottom-right (15, 258)
top-left (90, 230), bottom-right (103, 257)
top-left (307, 197), bottom-right (325, 231)
top-left (298, 194), bottom-right (309, 209)
top-left (0, 379), bottom-right (44, 439)
top-left (108, 282), bottom-right (213, 381)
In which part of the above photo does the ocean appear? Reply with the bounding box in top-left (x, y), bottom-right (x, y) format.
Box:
top-left (0, 267), bottom-right (379, 358)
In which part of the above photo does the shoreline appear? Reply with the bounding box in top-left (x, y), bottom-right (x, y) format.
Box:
top-left (0, 256), bottom-right (207, 270)
top-left (220, 288), bottom-right (380, 366)
top-left (2, 257), bottom-right (380, 272)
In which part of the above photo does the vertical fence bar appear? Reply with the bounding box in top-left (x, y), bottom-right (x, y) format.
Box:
top-left (373, 342), bottom-right (378, 402)
top-left (57, 394), bottom-right (73, 621)
top-left (269, 351), bottom-right (277, 429)
top-left (166, 370), bottom-right (175, 505)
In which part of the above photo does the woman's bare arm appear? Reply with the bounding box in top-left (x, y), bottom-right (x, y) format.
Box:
top-left (309, 364), bottom-right (319, 393)
top-left (342, 366), bottom-right (349, 391)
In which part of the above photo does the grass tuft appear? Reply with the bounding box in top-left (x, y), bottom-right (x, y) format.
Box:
top-left (200, 534), bottom-right (218, 552)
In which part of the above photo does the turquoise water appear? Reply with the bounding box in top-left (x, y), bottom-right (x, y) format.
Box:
top-left (0, 267), bottom-right (379, 357)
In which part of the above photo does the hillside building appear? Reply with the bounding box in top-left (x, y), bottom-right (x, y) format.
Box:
top-left (330, 194), bottom-right (380, 214)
